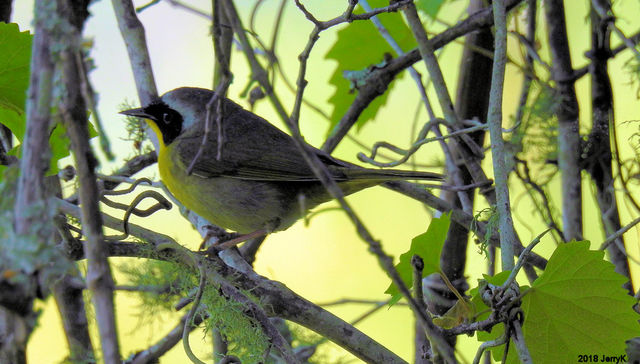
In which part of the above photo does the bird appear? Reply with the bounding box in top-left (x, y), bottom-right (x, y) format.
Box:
top-left (120, 87), bottom-right (442, 246)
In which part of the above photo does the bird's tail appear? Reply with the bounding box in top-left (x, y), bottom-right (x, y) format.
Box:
top-left (343, 168), bottom-right (444, 181)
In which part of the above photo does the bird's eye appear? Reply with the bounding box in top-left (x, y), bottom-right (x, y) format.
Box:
top-left (162, 112), bottom-right (172, 124)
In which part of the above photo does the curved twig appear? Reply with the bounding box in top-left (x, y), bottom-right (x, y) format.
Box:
top-left (182, 261), bottom-right (207, 364)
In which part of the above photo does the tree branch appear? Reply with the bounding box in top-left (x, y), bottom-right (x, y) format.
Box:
top-left (487, 0), bottom-right (517, 270)
top-left (587, 0), bottom-right (632, 294)
top-left (5, 1), bottom-right (55, 362)
top-left (57, 0), bottom-right (121, 361)
top-left (57, 198), bottom-right (410, 364)
top-left (111, 0), bottom-right (158, 105)
top-left (544, 0), bottom-right (583, 241)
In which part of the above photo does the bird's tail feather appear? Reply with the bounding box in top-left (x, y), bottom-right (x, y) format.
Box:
top-left (344, 168), bottom-right (443, 181)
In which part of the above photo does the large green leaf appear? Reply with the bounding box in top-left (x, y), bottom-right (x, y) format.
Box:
top-left (0, 22), bottom-right (31, 137)
top-left (479, 241), bottom-right (639, 363)
top-left (0, 23), bottom-right (100, 176)
top-left (324, 0), bottom-right (415, 134)
top-left (385, 212), bottom-right (450, 305)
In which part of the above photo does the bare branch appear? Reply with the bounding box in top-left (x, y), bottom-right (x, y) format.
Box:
top-left (486, 0), bottom-right (517, 270)
top-left (57, 198), bottom-right (410, 364)
top-left (112, 0), bottom-right (158, 106)
top-left (511, 320), bottom-right (532, 364)
top-left (6, 2), bottom-right (56, 361)
top-left (544, 0), bottom-right (583, 241)
top-left (57, 0), bottom-right (122, 360)
top-left (127, 312), bottom-right (207, 364)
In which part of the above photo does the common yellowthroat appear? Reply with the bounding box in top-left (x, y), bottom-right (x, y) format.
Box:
top-left (121, 87), bottom-right (442, 239)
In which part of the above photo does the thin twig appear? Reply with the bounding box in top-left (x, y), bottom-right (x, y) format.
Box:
top-left (163, 0), bottom-right (212, 19)
top-left (317, 298), bottom-right (408, 306)
top-left (359, 0), bottom-right (434, 117)
top-left (128, 311), bottom-right (207, 364)
top-left (591, 0), bottom-right (640, 60)
top-left (502, 228), bottom-right (551, 289)
top-left (444, 315), bottom-right (499, 336)
top-left (600, 215), bottom-right (640, 250)
top-left (112, 0), bottom-right (159, 106)
top-left (101, 152), bottom-right (158, 190)
top-left (103, 190), bottom-right (172, 240)
top-left (487, 0), bottom-right (517, 270)
top-left (101, 177), bottom-right (153, 196)
top-left (513, 158), bottom-right (564, 241)
top-left (182, 262), bottom-right (207, 364)
top-left (98, 173), bottom-right (162, 189)
top-left (402, 2), bottom-right (480, 215)
top-left (358, 121), bottom-right (486, 168)
top-left (412, 255), bottom-right (427, 311)
top-left (511, 320), bottom-right (532, 363)
top-left (186, 76), bottom-right (231, 174)
top-left (472, 333), bottom-right (507, 364)
top-left (512, 1), bottom-right (539, 134)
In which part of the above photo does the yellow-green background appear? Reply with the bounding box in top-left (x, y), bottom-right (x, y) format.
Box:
top-left (9, 0), bottom-right (640, 362)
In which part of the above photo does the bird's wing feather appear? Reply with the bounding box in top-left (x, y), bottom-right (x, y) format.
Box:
top-left (175, 101), bottom-right (347, 182)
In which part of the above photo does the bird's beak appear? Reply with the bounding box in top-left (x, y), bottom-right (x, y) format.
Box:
top-left (119, 107), bottom-right (154, 120)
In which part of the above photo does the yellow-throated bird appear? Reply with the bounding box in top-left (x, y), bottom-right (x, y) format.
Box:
top-left (121, 87), bottom-right (442, 244)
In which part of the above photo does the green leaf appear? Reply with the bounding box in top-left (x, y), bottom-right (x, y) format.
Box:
top-left (324, 0), bottom-right (415, 134)
top-left (0, 23), bottom-right (30, 181)
top-left (0, 24), bottom-right (97, 175)
top-left (0, 22), bottom-right (32, 117)
top-left (48, 123), bottom-right (71, 175)
top-left (385, 212), bottom-right (450, 304)
top-left (416, 0), bottom-right (446, 19)
top-left (5, 122), bottom-right (70, 176)
top-left (480, 241), bottom-right (640, 363)
top-left (88, 117), bottom-right (98, 138)
top-left (520, 241), bottom-right (639, 362)
top-left (433, 297), bottom-right (474, 329)
top-left (0, 107), bottom-right (25, 142)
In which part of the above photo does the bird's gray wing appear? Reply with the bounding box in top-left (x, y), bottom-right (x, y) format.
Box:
top-left (174, 102), bottom-right (348, 182)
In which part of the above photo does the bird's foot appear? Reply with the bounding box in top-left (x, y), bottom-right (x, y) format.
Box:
top-left (198, 225), bottom-right (234, 250)
top-left (202, 228), bottom-right (268, 254)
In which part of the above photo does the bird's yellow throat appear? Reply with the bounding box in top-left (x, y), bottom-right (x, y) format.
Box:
top-left (145, 119), bottom-right (166, 150)
top-left (144, 119), bottom-right (174, 188)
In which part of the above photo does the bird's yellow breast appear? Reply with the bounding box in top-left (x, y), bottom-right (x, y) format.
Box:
top-left (147, 120), bottom-right (290, 233)
top-left (148, 121), bottom-right (196, 218)
top-left (145, 120), bottom-right (190, 214)
top-left (146, 120), bottom-right (176, 192)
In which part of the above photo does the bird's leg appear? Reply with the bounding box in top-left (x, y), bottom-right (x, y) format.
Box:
top-left (216, 229), bottom-right (268, 249)
top-left (202, 228), bottom-right (268, 254)
top-left (198, 224), bottom-right (233, 250)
